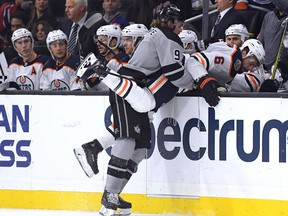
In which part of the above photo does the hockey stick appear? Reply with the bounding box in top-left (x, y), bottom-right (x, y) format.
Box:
top-left (271, 18), bottom-right (288, 79)
top-left (0, 81), bottom-right (21, 91)
top-left (77, 52), bottom-right (135, 82)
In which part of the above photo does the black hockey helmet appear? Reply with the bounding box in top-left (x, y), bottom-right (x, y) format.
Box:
top-left (158, 4), bottom-right (183, 23)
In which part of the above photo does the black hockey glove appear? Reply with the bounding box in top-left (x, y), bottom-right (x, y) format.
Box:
top-left (77, 53), bottom-right (109, 81)
top-left (278, 61), bottom-right (288, 83)
top-left (195, 75), bottom-right (220, 107)
top-left (0, 81), bottom-right (21, 91)
top-left (259, 79), bottom-right (279, 92)
top-left (91, 60), bottom-right (109, 78)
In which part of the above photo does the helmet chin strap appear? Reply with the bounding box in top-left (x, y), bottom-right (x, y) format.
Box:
top-left (97, 39), bottom-right (118, 58)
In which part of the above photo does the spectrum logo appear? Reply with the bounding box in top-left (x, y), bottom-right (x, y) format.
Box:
top-left (105, 107), bottom-right (288, 163)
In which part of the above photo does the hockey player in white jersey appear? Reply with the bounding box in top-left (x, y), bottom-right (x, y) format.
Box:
top-left (40, 30), bottom-right (81, 91)
top-left (6, 28), bottom-right (50, 90)
top-left (223, 23), bottom-right (265, 92)
top-left (179, 29), bottom-right (198, 54)
top-left (122, 23), bottom-right (149, 57)
top-left (225, 24), bottom-right (249, 48)
top-left (178, 25), bottom-right (265, 92)
top-left (191, 40), bottom-right (243, 86)
top-left (227, 38), bottom-right (266, 92)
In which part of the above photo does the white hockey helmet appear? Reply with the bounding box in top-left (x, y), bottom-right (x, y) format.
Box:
top-left (122, 24), bottom-right (148, 44)
top-left (240, 39), bottom-right (265, 65)
top-left (179, 30), bottom-right (198, 49)
top-left (96, 24), bottom-right (122, 49)
top-left (225, 24), bottom-right (249, 43)
top-left (46, 30), bottom-right (68, 49)
top-left (11, 28), bottom-right (34, 49)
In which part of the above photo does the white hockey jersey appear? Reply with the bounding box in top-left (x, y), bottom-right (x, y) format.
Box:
top-left (192, 42), bottom-right (243, 86)
top-left (41, 54), bottom-right (81, 91)
top-left (227, 66), bottom-right (266, 92)
top-left (7, 55), bottom-right (50, 90)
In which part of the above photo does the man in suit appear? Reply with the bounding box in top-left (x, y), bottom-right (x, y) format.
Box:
top-left (59, 0), bottom-right (106, 60)
top-left (194, 0), bottom-right (246, 51)
top-left (210, 0), bottom-right (246, 40)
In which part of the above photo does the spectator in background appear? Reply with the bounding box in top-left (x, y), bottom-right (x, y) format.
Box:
top-left (4, 10), bottom-right (29, 46)
top-left (32, 20), bottom-right (53, 46)
top-left (234, 0), bottom-right (273, 9)
top-left (27, 0), bottom-right (59, 31)
top-left (257, 0), bottom-right (288, 73)
top-left (194, 0), bottom-right (246, 51)
top-left (6, 28), bottom-right (50, 90)
top-left (59, 0), bottom-right (104, 59)
top-left (49, 0), bottom-right (65, 17)
top-left (10, 10), bottom-right (29, 33)
top-left (100, 0), bottom-right (129, 29)
top-left (0, 0), bottom-right (32, 36)
top-left (210, 0), bottom-right (246, 40)
top-left (126, 0), bottom-right (192, 29)
top-left (126, 0), bottom-right (155, 28)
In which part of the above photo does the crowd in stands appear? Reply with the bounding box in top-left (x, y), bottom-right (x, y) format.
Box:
top-left (0, 0), bottom-right (287, 92)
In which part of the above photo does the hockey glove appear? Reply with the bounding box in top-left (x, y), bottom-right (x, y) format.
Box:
top-left (0, 81), bottom-right (21, 91)
top-left (77, 53), bottom-right (108, 81)
top-left (195, 75), bottom-right (220, 107)
top-left (278, 61), bottom-right (288, 83)
top-left (91, 60), bottom-right (108, 78)
top-left (259, 79), bottom-right (279, 92)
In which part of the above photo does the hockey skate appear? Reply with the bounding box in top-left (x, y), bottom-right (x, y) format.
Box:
top-left (73, 139), bottom-right (103, 177)
top-left (113, 196), bottom-right (132, 216)
top-left (99, 190), bottom-right (119, 216)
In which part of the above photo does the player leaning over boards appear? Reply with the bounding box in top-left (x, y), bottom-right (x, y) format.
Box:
top-left (75, 4), bottom-right (220, 216)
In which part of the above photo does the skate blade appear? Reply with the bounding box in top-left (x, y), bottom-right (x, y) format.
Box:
top-left (113, 213), bottom-right (131, 216)
top-left (73, 148), bottom-right (94, 178)
top-left (113, 208), bottom-right (131, 216)
top-left (99, 205), bottom-right (116, 216)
